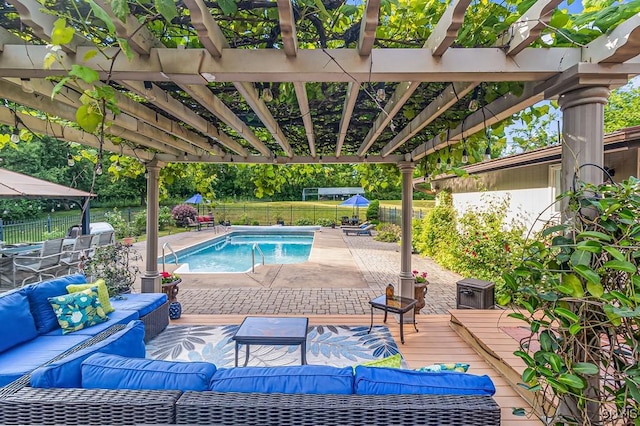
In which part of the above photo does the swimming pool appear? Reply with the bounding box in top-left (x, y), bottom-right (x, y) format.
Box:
top-left (164, 230), bottom-right (316, 273)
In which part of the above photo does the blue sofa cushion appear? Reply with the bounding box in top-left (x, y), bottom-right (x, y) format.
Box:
top-left (210, 365), bottom-right (354, 394)
top-left (0, 290), bottom-right (38, 353)
top-left (110, 293), bottom-right (167, 317)
top-left (353, 366), bottom-right (496, 396)
top-left (30, 320), bottom-right (146, 388)
top-left (42, 308), bottom-right (139, 337)
top-left (82, 353), bottom-right (216, 392)
top-left (26, 274), bottom-right (87, 334)
top-left (0, 333), bottom-right (88, 387)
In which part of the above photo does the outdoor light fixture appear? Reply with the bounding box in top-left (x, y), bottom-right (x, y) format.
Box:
top-left (143, 81), bottom-right (156, 102)
top-left (10, 128), bottom-right (20, 143)
top-left (115, 159), bottom-right (122, 171)
top-left (375, 83), bottom-right (386, 102)
top-left (96, 162), bottom-right (103, 175)
top-left (262, 87), bottom-right (273, 102)
top-left (461, 148), bottom-right (468, 164)
top-left (446, 157), bottom-right (452, 170)
top-left (468, 98), bottom-right (479, 112)
top-left (67, 153), bottom-right (75, 167)
top-left (436, 156), bottom-right (441, 168)
top-left (20, 78), bottom-right (34, 94)
top-left (484, 145), bottom-right (491, 161)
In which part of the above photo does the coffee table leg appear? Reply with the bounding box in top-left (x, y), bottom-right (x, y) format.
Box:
top-left (235, 342), bottom-right (239, 367)
top-left (399, 312), bottom-right (405, 344)
top-left (383, 308), bottom-right (388, 323)
top-left (368, 306), bottom-right (374, 334)
top-left (243, 344), bottom-right (250, 367)
top-left (301, 341), bottom-right (307, 365)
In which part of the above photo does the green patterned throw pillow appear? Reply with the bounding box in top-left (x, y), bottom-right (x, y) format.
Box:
top-left (414, 363), bottom-right (470, 373)
top-left (48, 287), bottom-right (109, 334)
top-left (357, 353), bottom-right (403, 370)
top-left (67, 279), bottom-right (114, 314)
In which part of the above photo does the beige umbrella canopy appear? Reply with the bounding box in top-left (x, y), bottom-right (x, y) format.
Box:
top-left (0, 168), bottom-right (93, 199)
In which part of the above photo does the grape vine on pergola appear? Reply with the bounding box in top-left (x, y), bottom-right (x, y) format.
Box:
top-left (0, 0), bottom-right (639, 295)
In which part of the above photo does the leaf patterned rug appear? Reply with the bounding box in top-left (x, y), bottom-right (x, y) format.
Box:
top-left (146, 324), bottom-right (404, 368)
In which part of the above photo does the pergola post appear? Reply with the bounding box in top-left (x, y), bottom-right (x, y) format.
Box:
top-left (398, 161), bottom-right (415, 316)
top-left (558, 86), bottom-right (610, 198)
top-left (141, 159), bottom-right (162, 293)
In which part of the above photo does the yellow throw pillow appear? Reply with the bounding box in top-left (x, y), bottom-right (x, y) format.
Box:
top-left (67, 279), bottom-right (114, 314)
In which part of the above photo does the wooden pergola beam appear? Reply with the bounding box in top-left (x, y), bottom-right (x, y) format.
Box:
top-left (411, 83), bottom-right (544, 161)
top-left (380, 82), bottom-right (478, 157)
top-left (336, 82), bottom-right (360, 157)
top-left (0, 45), bottom-right (591, 82)
top-left (183, 0), bottom-right (227, 58)
top-left (157, 153), bottom-right (404, 165)
top-left (502, 0), bottom-right (562, 56)
top-left (277, 0), bottom-right (298, 57)
top-left (293, 82), bottom-right (316, 157)
top-left (358, 0), bottom-right (381, 56)
top-left (425, 0), bottom-right (473, 57)
top-left (583, 13), bottom-right (640, 64)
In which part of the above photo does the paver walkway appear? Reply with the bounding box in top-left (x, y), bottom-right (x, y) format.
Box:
top-left (135, 227), bottom-right (461, 315)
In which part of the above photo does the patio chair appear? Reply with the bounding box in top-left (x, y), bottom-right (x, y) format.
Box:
top-left (13, 238), bottom-right (64, 286)
top-left (343, 224), bottom-right (375, 236)
top-left (186, 217), bottom-right (201, 231)
top-left (96, 230), bottom-right (115, 246)
top-left (58, 234), bottom-right (93, 275)
top-left (341, 221), bottom-right (370, 229)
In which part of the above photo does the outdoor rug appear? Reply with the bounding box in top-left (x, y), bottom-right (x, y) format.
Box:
top-left (146, 325), bottom-right (404, 368)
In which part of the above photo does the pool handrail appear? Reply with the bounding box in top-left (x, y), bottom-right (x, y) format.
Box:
top-left (161, 242), bottom-right (178, 271)
top-left (251, 243), bottom-right (265, 273)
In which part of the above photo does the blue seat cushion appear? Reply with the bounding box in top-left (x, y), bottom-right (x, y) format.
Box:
top-left (210, 365), bottom-right (354, 394)
top-left (353, 366), bottom-right (496, 396)
top-left (42, 309), bottom-right (139, 337)
top-left (82, 353), bottom-right (216, 392)
top-left (0, 333), bottom-right (88, 386)
top-left (30, 320), bottom-right (146, 388)
top-left (0, 290), bottom-right (38, 353)
top-left (110, 293), bottom-right (167, 317)
top-left (25, 274), bottom-right (87, 334)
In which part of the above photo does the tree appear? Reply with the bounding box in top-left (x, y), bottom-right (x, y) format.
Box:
top-left (604, 81), bottom-right (640, 133)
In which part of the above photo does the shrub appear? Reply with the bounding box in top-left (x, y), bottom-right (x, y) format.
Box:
top-left (104, 208), bottom-right (134, 239)
top-left (417, 191), bottom-right (459, 268)
top-left (294, 217), bottom-right (313, 225)
top-left (158, 206), bottom-right (173, 231)
top-left (82, 243), bottom-right (141, 296)
top-left (316, 217), bottom-right (335, 227)
top-left (366, 200), bottom-right (379, 221)
top-left (374, 223), bottom-right (400, 242)
top-left (171, 204), bottom-right (197, 227)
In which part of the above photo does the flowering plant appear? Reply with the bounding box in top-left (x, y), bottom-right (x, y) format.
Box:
top-left (412, 270), bottom-right (428, 284)
top-left (161, 271), bottom-right (180, 284)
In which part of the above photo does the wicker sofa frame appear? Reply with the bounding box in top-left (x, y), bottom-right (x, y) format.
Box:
top-left (0, 319), bottom-right (500, 425)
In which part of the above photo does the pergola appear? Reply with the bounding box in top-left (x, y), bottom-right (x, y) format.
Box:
top-left (0, 0), bottom-right (639, 302)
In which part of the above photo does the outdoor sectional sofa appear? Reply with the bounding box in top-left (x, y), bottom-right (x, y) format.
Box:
top-left (0, 273), bottom-right (168, 386)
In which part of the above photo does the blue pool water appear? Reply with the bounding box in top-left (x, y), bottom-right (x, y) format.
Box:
top-left (165, 231), bottom-right (314, 273)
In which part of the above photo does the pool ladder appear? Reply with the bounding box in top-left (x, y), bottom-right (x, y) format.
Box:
top-left (161, 242), bottom-right (178, 272)
top-left (251, 243), bottom-right (265, 273)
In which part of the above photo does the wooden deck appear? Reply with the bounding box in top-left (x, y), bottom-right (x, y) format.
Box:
top-left (177, 312), bottom-right (543, 425)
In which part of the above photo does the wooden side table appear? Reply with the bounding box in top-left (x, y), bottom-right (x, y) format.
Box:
top-left (368, 295), bottom-right (418, 344)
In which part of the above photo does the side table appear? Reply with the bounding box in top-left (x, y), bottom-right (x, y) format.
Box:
top-left (368, 295), bottom-right (418, 344)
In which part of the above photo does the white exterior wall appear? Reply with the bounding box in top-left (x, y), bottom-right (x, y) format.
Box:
top-left (452, 187), bottom-right (556, 233)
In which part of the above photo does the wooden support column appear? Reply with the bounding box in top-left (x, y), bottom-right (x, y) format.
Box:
top-left (558, 87), bottom-right (610, 201)
top-left (141, 160), bottom-right (161, 293)
top-left (398, 161), bottom-right (415, 318)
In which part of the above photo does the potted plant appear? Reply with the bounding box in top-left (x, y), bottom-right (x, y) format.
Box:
top-left (82, 243), bottom-right (141, 297)
top-left (412, 270), bottom-right (429, 314)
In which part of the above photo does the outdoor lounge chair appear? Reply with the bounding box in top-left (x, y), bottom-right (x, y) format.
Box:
top-left (343, 224), bottom-right (375, 236)
top-left (341, 221), bottom-right (370, 229)
top-left (186, 217), bottom-right (201, 231)
top-left (13, 238), bottom-right (64, 286)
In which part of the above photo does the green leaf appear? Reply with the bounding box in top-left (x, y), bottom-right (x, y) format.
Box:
top-left (542, 224), bottom-right (568, 237)
top-left (558, 373), bottom-right (586, 389)
top-left (562, 274), bottom-right (584, 298)
top-left (155, 0), bottom-right (178, 22)
top-left (603, 259), bottom-right (637, 273)
top-left (586, 281), bottom-right (604, 298)
top-left (312, 0), bottom-right (332, 20)
top-left (603, 246), bottom-right (626, 261)
top-left (83, 50), bottom-right (98, 62)
top-left (117, 38), bottom-right (134, 60)
top-left (111, 0), bottom-right (130, 22)
top-left (569, 323), bottom-right (582, 335)
top-left (573, 264), bottom-right (601, 285)
top-left (547, 377), bottom-right (569, 394)
top-left (497, 294), bottom-right (511, 306)
top-left (577, 231), bottom-right (612, 242)
top-left (69, 65), bottom-right (99, 84)
top-left (512, 407), bottom-right (526, 416)
top-left (549, 10), bottom-right (570, 28)
top-left (603, 304), bottom-right (622, 326)
top-left (51, 18), bottom-right (75, 45)
top-left (51, 77), bottom-right (71, 100)
top-left (508, 312), bottom-right (526, 321)
top-left (539, 331), bottom-right (553, 352)
top-left (218, 0), bottom-right (238, 15)
top-left (572, 362), bottom-right (599, 375)
top-left (570, 249), bottom-right (592, 267)
top-left (554, 307), bottom-right (579, 323)
top-left (576, 240), bottom-right (602, 253)
top-left (548, 353), bottom-right (564, 372)
top-left (87, 0), bottom-right (115, 34)
top-left (76, 104), bottom-right (102, 133)
top-left (522, 367), bottom-right (536, 383)
top-left (611, 306), bottom-right (640, 318)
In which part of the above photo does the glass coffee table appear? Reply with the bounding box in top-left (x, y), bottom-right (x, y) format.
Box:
top-left (232, 316), bottom-right (309, 367)
top-left (368, 295), bottom-right (418, 344)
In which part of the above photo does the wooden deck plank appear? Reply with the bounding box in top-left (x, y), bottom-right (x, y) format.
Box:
top-left (175, 313), bottom-right (541, 425)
